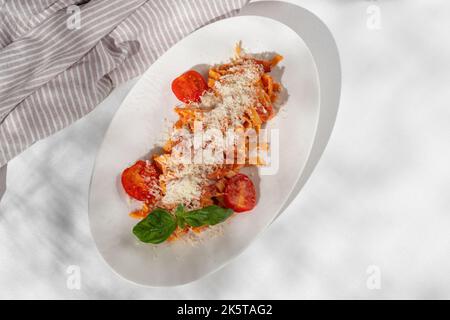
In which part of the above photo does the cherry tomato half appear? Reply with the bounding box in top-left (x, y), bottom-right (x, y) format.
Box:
top-left (224, 174), bottom-right (257, 213)
top-left (121, 160), bottom-right (160, 202)
top-left (171, 70), bottom-right (208, 103)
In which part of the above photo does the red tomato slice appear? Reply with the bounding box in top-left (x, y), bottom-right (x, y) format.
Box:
top-left (121, 160), bottom-right (160, 202)
top-left (171, 70), bottom-right (208, 103)
top-left (224, 174), bottom-right (257, 213)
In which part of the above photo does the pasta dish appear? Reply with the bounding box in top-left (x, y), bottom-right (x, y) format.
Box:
top-left (120, 44), bottom-right (283, 244)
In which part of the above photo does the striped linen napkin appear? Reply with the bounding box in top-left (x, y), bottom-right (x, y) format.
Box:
top-left (0, 0), bottom-right (248, 168)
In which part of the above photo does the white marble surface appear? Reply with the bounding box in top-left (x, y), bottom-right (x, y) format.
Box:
top-left (1, 0), bottom-right (449, 299)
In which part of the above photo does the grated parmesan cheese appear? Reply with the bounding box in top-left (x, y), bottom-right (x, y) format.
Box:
top-left (159, 58), bottom-right (264, 210)
top-left (202, 60), bottom-right (263, 130)
top-left (161, 175), bottom-right (202, 207)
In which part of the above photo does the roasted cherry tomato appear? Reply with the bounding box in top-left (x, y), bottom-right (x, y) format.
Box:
top-left (121, 160), bottom-right (160, 202)
top-left (171, 70), bottom-right (207, 103)
top-left (224, 174), bottom-right (257, 213)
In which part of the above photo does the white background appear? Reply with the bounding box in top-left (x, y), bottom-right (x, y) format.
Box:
top-left (1, 0), bottom-right (449, 299)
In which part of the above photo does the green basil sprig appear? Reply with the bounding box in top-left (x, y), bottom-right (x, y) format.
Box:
top-left (177, 205), bottom-right (233, 227)
top-left (133, 205), bottom-right (233, 244)
top-left (132, 208), bottom-right (177, 244)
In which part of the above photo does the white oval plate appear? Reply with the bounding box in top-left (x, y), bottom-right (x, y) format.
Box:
top-left (89, 16), bottom-right (320, 286)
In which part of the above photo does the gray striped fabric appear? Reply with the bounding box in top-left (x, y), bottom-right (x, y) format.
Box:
top-left (0, 0), bottom-right (248, 167)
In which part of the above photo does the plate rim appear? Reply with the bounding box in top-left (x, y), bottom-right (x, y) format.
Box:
top-left (88, 14), bottom-right (321, 287)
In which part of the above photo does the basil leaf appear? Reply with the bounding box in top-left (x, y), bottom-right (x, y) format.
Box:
top-left (184, 205), bottom-right (233, 227)
top-left (132, 208), bottom-right (177, 244)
